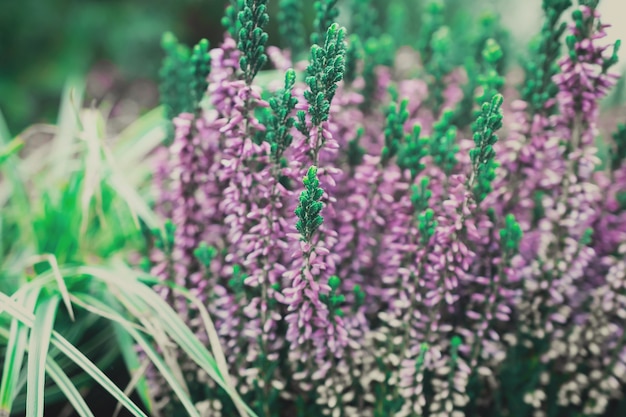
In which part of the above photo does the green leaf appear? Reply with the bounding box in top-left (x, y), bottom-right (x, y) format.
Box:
top-left (0, 292), bottom-right (147, 417)
top-left (26, 296), bottom-right (61, 417)
top-left (0, 287), bottom-right (41, 414)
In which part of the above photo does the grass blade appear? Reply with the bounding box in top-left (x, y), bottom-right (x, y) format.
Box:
top-left (26, 295), bottom-right (61, 417)
top-left (45, 358), bottom-right (95, 417)
top-left (75, 266), bottom-right (255, 417)
top-left (1, 318), bottom-right (94, 417)
top-left (0, 287), bottom-right (41, 415)
top-left (26, 255), bottom-right (75, 321)
top-left (112, 323), bottom-right (153, 412)
top-left (0, 292), bottom-right (147, 417)
top-left (72, 294), bottom-right (202, 417)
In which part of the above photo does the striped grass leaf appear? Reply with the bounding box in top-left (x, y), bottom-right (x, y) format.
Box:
top-left (75, 266), bottom-right (255, 417)
top-left (0, 320), bottom-right (94, 417)
top-left (112, 323), bottom-right (153, 413)
top-left (26, 295), bottom-right (61, 417)
top-left (0, 287), bottom-right (41, 415)
top-left (0, 292), bottom-right (147, 417)
top-left (71, 294), bottom-right (201, 417)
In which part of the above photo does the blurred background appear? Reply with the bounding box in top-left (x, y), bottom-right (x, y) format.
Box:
top-left (1, 0), bottom-right (624, 135)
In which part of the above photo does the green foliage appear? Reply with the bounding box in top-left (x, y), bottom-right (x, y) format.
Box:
top-left (352, 285), bottom-right (366, 311)
top-left (347, 127), bottom-right (367, 168)
top-left (237, 0), bottom-right (270, 84)
top-left (321, 276), bottom-right (345, 316)
top-left (470, 94), bottom-right (504, 203)
top-left (565, 7), bottom-right (620, 78)
top-left (411, 177), bottom-right (433, 214)
top-left (612, 123), bottom-right (626, 172)
top-left (159, 32), bottom-right (193, 120)
top-left (278, 0), bottom-right (306, 58)
top-left (0, 138), bottom-right (24, 166)
top-left (418, 208), bottom-right (437, 245)
top-left (417, 0), bottom-right (445, 64)
top-left (295, 166), bottom-right (325, 243)
top-left (411, 178), bottom-right (438, 245)
top-left (266, 69), bottom-right (299, 163)
top-left (398, 124), bottom-right (428, 180)
top-left (453, 58), bottom-right (479, 129)
top-left (426, 25), bottom-right (454, 116)
top-left (430, 109), bottom-right (459, 176)
top-left (194, 242), bottom-right (217, 269)
top-left (382, 98), bottom-right (409, 165)
top-left (159, 34), bottom-right (211, 125)
top-left (344, 35), bottom-right (363, 86)
top-left (0, 88), bottom-right (253, 416)
top-left (299, 23), bottom-right (347, 128)
top-left (223, 0), bottom-right (245, 38)
top-left (476, 39), bottom-right (505, 108)
top-left (360, 35), bottom-right (395, 110)
top-left (499, 214), bottom-right (523, 257)
top-left (349, 0), bottom-right (380, 42)
top-left (473, 11), bottom-right (511, 75)
top-left (190, 39), bottom-right (211, 109)
top-left (521, 0), bottom-right (572, 116)
top-left (311, 0), bottom-right (340, 46)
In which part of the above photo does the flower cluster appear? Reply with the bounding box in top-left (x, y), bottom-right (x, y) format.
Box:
top-left (150, 1), bottom-right (625, 416)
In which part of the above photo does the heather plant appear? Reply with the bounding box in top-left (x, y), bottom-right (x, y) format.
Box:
top-left (149, 0), bottom-right (626, 416)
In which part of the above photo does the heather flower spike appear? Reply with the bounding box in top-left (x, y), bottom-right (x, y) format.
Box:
top-left (430, 109), bottom-right (459, 175)
top-left (344, 35), bottom-right (363, 86)
top-left (521, 0), bottom-right (571, 116)
top-left (476, 39), bottom-right (504, 107)
top-left (223, 0), bottom-right (244, 37)
top-left (237, 0), bottom-right (269, 84)
top-left (266, 69), bottom-right (298, 163)
top-left (499, 214), bottom-right (522, 257)
top-left (159, 32), bottom-right (192, 120)
top-left (470, 93), bottom-right (504, 202)
top-left (302, 23), bottom-right (347, 127)
top-left (311, 0), bottom-right (340, 46)
top-left (411, 177), bottom-right (433, 214)
top-left (349, 0), bottom-right (379, 42)
top-left (189, 39), bottom-right (211, 109)
top-left (417, 0), bottom-right (445, 64)
top-left (397, 124), bottom-right (428, 180)
top-left (382, 98), bottom-right (409, 165)
top-left (278, 0), bottom-right (306, 57)
top-left (426, 25), bottom-right (453, 115)
top-left (295, 166), bottom-right (325, 243)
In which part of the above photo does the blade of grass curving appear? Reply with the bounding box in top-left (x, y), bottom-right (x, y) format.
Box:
top-left (135, 275), bottom-right (234, 406)
top-left (106, 164), bottom-right (161, 229)
top-left (113, 106), bottom-right (168, 170)
top-left (45, 357), bottom-right (95, 417)
top-left (0, 293), bottom-right (147, 417)
top-left (72, 294), bottom-right (201, 417)
top-left (112, 360), bottom-right (150, 417)
top-left (80, 108), bottom-right (106, 234)
top-left (50, 78), bottom-right (84, 182)
top-left (0, 111), bottom-right (32, 240)
top-left (26, 255), bottom-right (75, 321)
top-left (112, 315), bottom-right (152, 412)
top-left (0, 287), bottom-right (41, 415)
top-left (75, 266), bottom-right (255, 417)
top-left (26, 295), bottom-right (61, 417)
top-left (0, 138), bottom-right (24, 166)
top-left (0, 320), bottom-right (94, 417)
